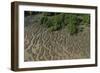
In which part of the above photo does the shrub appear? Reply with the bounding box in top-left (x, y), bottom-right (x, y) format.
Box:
top-left (40, 13), bottom-right (66, 31)
top-left (63, 14), bottom-right (70, 25)
top-left (67, 14), bottom-right (79, 35)
top-left (82, 14), bottom-right (90, 26)
top-left (45, 17), bottom-right (54, 28)
top-left (40, 16), bottom-right (48, 25)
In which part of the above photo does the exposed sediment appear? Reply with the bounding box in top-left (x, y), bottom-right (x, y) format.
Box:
top-left (24, 15), bottom-right (90, 61)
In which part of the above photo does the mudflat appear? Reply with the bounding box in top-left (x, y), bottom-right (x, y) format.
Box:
top-left (24, 13), bottom-right (90, 61)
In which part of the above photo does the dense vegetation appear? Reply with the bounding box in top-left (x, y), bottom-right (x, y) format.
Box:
top-left (25, 11), bottom-right (90, 35)
top-left (40, 12), bottom-right (90, 35)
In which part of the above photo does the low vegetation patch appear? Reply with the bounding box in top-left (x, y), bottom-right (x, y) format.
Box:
top-left (40, 13), bottom-right (90, 35)
top-left (25, 11), bottom-right (90, 35)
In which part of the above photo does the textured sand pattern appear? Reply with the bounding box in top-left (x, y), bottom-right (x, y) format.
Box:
top-left (24, 15), bottom-right (90, 61)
